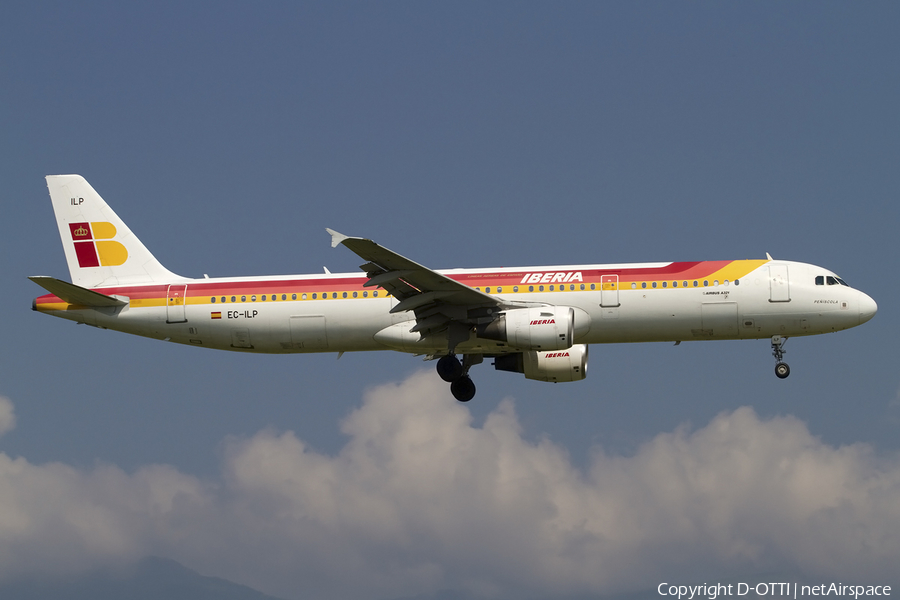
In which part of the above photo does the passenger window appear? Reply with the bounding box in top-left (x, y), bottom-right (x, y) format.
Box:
top-left (373, 291), bottom-right (379, 297)
top-left (486, 287), bottom-right (491, 293)
top-left (529, 286), bottom-right (534, 292)
top-left (642, 282), bottom-right (647, 289)
top-left (513, 286), bottom-right (518, 292)
top-left (221, 297), bottom-right (226, 303)
top-left (353, 291), bottom-right (357, 298)
top-left (539, 285), bottom-right (544, 291)
top-left (734, 279), bottom-right (740, 286)
top-left (292, 294), bottom-right (297, 300)
top-left (693, 281), bottom-right (698, 287)
top-left (231, 296), bottom-right (236, 303)
top-left (363, 291), bottom-right (368, 297)
top-left (663, 282), bottom-right (668, 288)
top-left (301, 294), bottom-right (307, 300)
top-left (652, 282), bottom-right (657, 288)
top-left (673, 281), bottom-right (677, 288)
top-left (498, 287), bottom-right (503, 293)
top-left (241, 295), bottom-right (246, 302)
top-left (312, 293), bottom-right (317, 299)
top-left (549, 285), bottom-right (554, 291)
top-left (262, 295), bottom-right (267, 301)
top-left (211, 297), bottom-right (216, 303)
top-left (683, 281), bottom-right (688, 288)
top-left (580, 284), bottom-right (585, 290)
top-left (590, 284), bottom-right (596, 290)
top-left (251, 295), bottom-right (257, 301)
top-left (703, 281), bottom-right (708, 287)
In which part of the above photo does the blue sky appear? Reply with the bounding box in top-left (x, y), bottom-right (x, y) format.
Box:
top-left (1, 3), bottom-right (898, 599)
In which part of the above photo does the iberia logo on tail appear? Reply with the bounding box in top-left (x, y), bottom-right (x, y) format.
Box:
top-left (69, 222), bottom-right (128, 267)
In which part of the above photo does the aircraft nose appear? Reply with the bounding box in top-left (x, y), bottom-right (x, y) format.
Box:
top-left (859, 292), bottom-right (877, 325)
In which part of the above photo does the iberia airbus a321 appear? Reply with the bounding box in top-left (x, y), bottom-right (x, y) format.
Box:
top-left (32, 175), bottom-right (877, 401)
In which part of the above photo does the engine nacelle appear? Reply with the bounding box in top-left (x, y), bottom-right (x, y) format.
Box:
top-left (478, 306), bottom-right (574, 351)
top-left (494, 344), bottom-right (588, 382)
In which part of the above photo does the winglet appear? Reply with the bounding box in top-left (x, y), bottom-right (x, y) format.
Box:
top-left (766, 252), bottom-right (774, 260)
top-left (326, 228), bottom-right (350, 248)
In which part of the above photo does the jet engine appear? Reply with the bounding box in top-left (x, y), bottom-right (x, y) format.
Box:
top-left (477, 306), bottom-right (575, 351)
top-left (493, 344), bottom-right (588, 382)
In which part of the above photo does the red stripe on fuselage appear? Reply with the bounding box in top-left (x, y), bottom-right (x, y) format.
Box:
top-left (41, 261), bottom-right (742, 303)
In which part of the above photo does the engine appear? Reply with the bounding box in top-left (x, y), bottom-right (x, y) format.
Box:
top-left (493, 344), bottom-right (588, 382)
top-left (477, 306), bottom-right (575, 350)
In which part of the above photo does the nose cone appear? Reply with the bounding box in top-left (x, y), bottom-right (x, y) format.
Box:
top-left (859, 292), bottom-right (877, 325)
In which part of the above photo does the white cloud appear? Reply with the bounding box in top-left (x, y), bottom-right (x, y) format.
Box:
top-left (0, 396), bottom-right (14, 437)
top-left (0, 374), bottom-right (898, 599)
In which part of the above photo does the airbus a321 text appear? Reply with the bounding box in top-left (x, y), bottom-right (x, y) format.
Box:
top-left (32, 175), bottom-right (877, 401)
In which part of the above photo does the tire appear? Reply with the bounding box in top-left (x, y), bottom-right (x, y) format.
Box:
top-left (436, 354), bottom-right (463, 382)
top-left (450, 376), bottom-right (476, 402)
top-left (775, 362), bottom-right (790, 379)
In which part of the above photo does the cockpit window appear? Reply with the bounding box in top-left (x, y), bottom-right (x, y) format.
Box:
top-left (816, 275), bottom-right (850, 287)
top-left (820, 275), bottom-right (850, 287)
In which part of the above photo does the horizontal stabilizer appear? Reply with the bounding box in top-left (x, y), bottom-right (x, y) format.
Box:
top-left (29, 276), bottom-right (127, 307)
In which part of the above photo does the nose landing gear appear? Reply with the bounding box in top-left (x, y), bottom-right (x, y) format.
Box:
top-left (771, 335), bottom-right (790, 379)
top-left (436, 354), bottom-right (481, 402)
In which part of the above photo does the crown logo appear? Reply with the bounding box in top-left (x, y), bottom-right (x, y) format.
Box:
top-left (73, 225), bottom-right (89, 237)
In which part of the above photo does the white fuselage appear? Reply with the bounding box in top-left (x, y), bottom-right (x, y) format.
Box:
top-left (35, 259), bottom-right (876, 356)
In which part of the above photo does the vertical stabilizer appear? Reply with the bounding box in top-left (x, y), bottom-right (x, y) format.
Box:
top-left (45, 175), bottom-right (182, 288)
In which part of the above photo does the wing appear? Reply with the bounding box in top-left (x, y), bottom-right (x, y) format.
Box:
top-left (327, 229), bottom-right (527, 351)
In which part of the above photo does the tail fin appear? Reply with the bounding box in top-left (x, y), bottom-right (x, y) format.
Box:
top-left (45, 175), bottom-right (181, 288)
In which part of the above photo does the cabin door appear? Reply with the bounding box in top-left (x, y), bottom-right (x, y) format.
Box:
top-left (769, 265), bottom-right (791, 302)
top-left (166, 284), bottom-right (188, 323)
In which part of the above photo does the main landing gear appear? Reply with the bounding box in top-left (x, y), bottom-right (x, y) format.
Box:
top-left (771, 335), bottom-right (790, 379)
top-left (437, 354), bottom-right (479, 402)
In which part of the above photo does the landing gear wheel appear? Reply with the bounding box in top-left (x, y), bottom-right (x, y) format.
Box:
top-left (775, 362), bottom-right (790, 379)
top-left (436, 354), bottom-right (463, 382)
top-left (770, 336), bottom-right (790, 379)
top-left (450, 376), bottom-right (476, 402)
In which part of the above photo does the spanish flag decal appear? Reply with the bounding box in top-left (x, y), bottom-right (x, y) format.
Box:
top-left (211, 312), bottom-right (222, 319)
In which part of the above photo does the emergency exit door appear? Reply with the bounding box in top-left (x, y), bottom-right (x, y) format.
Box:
top-left (600, 275), bottom-right (620, 307)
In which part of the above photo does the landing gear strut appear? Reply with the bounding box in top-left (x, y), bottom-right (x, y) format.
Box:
top-left (436, 354), bottom-right (481, 402)
top-left (771, 335), bottom-right (790, 379)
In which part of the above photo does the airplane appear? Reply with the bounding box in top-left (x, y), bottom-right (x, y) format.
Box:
top-left (31, 175), bottom-right (877, 402)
